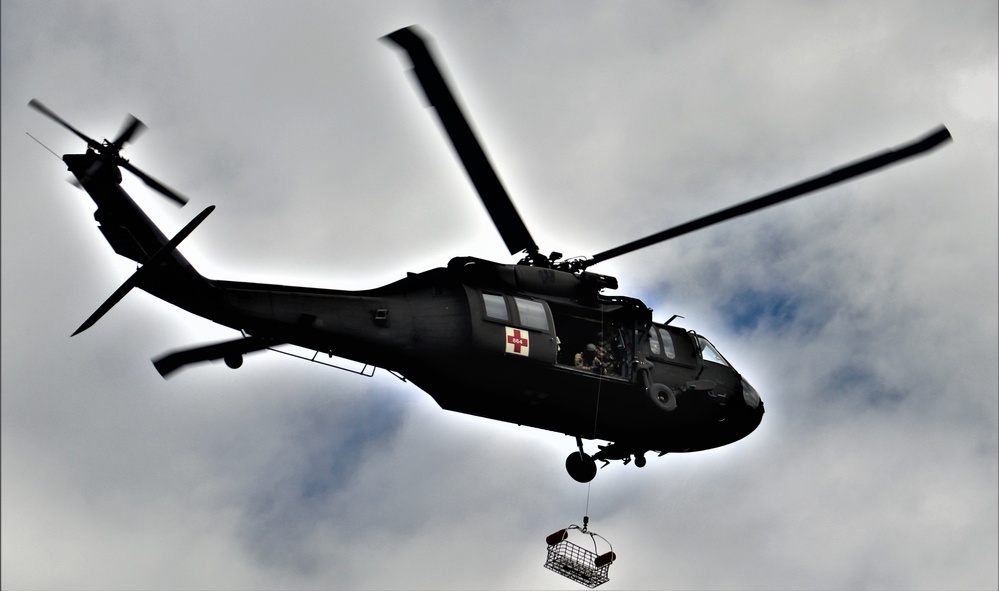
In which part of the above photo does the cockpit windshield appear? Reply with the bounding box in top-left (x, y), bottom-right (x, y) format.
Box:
top-left (696, 335), bottom-right (730, 367)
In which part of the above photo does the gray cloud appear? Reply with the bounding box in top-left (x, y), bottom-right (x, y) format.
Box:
top-left (3, 2), bottom-right (996, 589)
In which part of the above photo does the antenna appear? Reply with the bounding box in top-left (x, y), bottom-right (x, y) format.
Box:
top-left (26, 132), bottom-right (62, 161)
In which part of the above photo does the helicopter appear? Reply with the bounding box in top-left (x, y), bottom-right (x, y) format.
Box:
top-left (30, 26), bottom-right (950, 483)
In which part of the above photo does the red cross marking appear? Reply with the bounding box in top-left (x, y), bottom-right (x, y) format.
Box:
top-left (507, 329), bottom-right (529, 354)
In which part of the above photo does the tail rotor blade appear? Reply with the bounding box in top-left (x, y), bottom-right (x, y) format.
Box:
top-left (112, 115), bottom-right (146, 150)
top-left (120, 160), bottom-right (188, 206)
top-left (28, 99), bottom-right (101, 151)
top-left (30, 99), bottom-right (190, 207)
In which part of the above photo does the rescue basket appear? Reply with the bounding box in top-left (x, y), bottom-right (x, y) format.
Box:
top-left (543, 524), bottom-right (616, 588)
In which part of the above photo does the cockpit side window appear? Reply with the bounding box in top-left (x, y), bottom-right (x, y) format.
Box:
top-left (648, 326), bottom-right (676, 359)
top-left (696, 335), bottom-right (730, 367)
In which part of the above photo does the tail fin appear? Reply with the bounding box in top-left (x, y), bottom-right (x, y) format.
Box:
top-left (64, 153), bottom-right (198, 269)
top-left (33, 104), bottom-right (220, 336)
top-left (72, 206), bottom-right (215, 335)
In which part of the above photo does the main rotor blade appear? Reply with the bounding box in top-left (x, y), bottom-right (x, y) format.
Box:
top-left (120, 160), bottom-right (188, 206)
top-left (29, 99), bottom-right (101, 151)
top-left (112, 114), bottom-right (146, 150)
top-left (383, 26), bottom-right (539, 256)
top-left (583, 126), bottom-right (952, 269)
top-left (153, 336), bottom-right (277, 377)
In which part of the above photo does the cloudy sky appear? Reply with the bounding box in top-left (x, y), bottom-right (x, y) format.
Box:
top-left (2, 2), bottom-right (996, 589)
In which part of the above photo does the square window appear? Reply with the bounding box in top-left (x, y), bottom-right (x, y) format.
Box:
top-left (482, 293), bottom-right (509, 321)
top-left (657, 327), bottom-right (676, 359)
top-left (514, 298), bottom-right (548, 331)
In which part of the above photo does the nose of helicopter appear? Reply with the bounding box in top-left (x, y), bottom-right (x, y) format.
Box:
top-left (741, 377), bottom-right (762, 410)
top-left (738, 377), bottom-right (765, 437)
top-left (732, 378), bottom-right (764, 439)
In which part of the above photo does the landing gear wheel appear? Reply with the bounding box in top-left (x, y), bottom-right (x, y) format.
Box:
top-left (566, 452), bottom-right (597, 483)
top-left (648, 383), bottom-right (677, 412)
top-left (634, 454), bottom-right (647, 468)
top-left (224, 353), bottom-right (243, 369)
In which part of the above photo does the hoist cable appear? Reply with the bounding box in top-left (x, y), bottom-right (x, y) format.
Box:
top-left (590, 307), bottom-right (605, 439)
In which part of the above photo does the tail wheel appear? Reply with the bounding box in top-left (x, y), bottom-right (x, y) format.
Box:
top-left (648, 383), bottom-right (677, 412)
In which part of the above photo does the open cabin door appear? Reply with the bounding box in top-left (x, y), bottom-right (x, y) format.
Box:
top-left (546, 300), bottom-right (645, 382)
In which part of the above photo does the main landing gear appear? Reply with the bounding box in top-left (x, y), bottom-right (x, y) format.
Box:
top-left (566, 437), bottom-right (658, 482)
top-left (566, 436), bottom-right (597, 483)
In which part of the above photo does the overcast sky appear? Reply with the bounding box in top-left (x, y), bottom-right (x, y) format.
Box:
top-left (2, 2), bottom-right (997, 590)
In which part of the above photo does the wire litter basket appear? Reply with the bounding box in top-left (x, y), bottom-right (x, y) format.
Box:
top-left (544, 523), bottom-right (616, 588)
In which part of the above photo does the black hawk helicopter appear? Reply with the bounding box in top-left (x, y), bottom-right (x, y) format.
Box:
top-left (30, 26), bottom-right (951, 483)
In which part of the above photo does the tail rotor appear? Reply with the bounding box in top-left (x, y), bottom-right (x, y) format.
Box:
top-left (29, 99), bottom-right (188, 206)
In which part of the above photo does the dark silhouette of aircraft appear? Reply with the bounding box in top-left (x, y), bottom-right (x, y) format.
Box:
top-left (29, 26), bottom-right (951, 482)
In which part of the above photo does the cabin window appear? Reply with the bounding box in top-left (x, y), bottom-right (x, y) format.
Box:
top-left (648, 328), bottom-right (661, 356)
top-left (515, 297), bottom-right (548, 331)
top-left (656, 327), bottom-right (676, 359)
top-left (482, 293), bottom-right (509, 322)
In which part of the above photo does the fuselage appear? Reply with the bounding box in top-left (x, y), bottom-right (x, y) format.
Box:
top-left (202, 262), bottom-right (764, 454)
